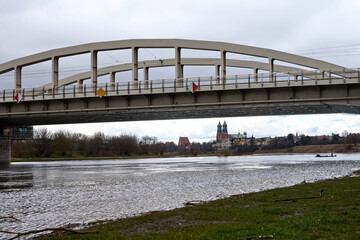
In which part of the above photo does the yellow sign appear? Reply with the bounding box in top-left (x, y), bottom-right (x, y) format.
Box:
top-left (97, 88), bottom-right (106, 98)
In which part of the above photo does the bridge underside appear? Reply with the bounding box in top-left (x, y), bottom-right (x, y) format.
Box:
top-left (1, 78), bottom-right (360, 127)
top-left (1, 103), bottom-right (360, 127)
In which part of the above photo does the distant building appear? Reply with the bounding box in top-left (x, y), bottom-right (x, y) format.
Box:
top-left (215, 121), bottom-right (249, 149)
top-left (231, 132), bottom-right (248, 146)
top-left (178, 137), bottom-right (191, 149)
top-left (1, 126), bottom-right (34, 140)
top-left (216, 121), bottom-right (229, 143)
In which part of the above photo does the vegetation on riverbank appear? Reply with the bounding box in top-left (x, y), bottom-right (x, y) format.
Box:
top-left (11, 128), bottom-right (360, 161)
top-left (10, 155), bottom-right (170, 162)
top-left (256, 143), bottom-right (360, 154)
top-left (37, 174), bottom-right (360, 240)
top-left (12, 143), bottom-right (360, 162)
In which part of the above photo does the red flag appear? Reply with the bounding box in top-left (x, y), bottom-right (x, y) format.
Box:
top-left (188, 81), bottom-right (198, 93)
top-left (15, 93), bottom-right (23, 103)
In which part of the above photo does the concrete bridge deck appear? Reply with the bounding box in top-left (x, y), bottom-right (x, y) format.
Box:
top-left (1, 72), bottom-right (360, 127)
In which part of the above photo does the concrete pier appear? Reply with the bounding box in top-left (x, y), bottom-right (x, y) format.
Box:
top-left (0, 139), bottom-right (11, 168)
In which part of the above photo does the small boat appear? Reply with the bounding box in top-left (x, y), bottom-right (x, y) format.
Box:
top-left (316, 151), bottom-right (337, 157)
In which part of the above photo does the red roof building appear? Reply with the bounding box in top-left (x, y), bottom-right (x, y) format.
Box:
top-left (178, 137), bottom-right (191, 149)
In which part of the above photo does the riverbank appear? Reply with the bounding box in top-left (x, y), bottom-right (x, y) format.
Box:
top-left (37, 174), bottom-right (360, 240)
top-left (255, 143), bottom-right (360, 154)
top-left (11, 154), bottom-right (173, 162)
top-left (12, 144), bottom-right (360, 162)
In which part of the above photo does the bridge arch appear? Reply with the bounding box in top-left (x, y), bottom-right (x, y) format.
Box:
top-left (0, 39), bottom-right (351, 91)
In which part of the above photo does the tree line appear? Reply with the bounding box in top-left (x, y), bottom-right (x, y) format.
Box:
top-left (261, 133), bottom-right (360, 151)
top-left (11, 128), bottom-right (360, 158)
top-left (11, 128), bottom-right (177, 158)
top-left (229, 132), bottom-right (360, 153)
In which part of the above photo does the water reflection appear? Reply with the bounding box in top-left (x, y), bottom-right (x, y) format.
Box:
top-left (0, 154), bottom-right (359, 240)
top-left (0, 165), bottom-right (34, 190)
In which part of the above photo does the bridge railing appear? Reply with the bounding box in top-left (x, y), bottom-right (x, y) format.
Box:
top-left (0, 68), bottom-right (359, 102)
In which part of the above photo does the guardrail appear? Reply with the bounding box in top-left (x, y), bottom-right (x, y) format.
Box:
top-left (1, 69), bottom-right (359, 103)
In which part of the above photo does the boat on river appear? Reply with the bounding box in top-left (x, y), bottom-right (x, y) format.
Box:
top-left (316, 151), bottom-right (337, 158)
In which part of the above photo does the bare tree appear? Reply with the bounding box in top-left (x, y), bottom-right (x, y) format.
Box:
top-left (32, 128), bottom-right (52, 157)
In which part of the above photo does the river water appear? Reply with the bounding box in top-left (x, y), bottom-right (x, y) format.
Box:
top-left (1, 154), bottom-right (360, 239)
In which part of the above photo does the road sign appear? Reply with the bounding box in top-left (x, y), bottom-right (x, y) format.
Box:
top-left (97, 88), bottom-right (106, 98)
top-left (188, 81), bottom-right (198, 93)
top-left (14, 93), bottom-right (23, 103)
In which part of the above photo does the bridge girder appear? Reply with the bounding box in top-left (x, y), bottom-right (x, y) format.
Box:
top-left (1, 78), bottom-right (360, 127)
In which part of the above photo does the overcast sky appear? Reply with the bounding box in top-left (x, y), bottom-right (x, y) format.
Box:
top-left (1, 0), bottom-right (360, 142)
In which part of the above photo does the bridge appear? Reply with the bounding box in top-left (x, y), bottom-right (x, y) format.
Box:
top-left (1, 39), bottom-right (360, 166)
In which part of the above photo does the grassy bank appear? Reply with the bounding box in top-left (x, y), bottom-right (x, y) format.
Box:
top-left (256, 143), bottom-right (360, 154)
top-left (38, 175), bottom-right (360, 240)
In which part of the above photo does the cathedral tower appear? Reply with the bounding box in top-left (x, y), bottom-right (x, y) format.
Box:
top-left (217, 122), bottom-right (222, 133)
top-left (222, 121), bottom-right (228, 133)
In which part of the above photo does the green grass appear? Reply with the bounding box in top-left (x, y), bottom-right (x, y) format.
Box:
top-left (40, 176), bottom-right (360, 239)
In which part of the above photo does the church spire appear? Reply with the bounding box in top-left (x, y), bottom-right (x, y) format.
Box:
top-left (223, 121), bottom-right (227, 133)
top-left (217, 122), bottom-right (222, 133)
top-left (223, 121), bottom-right (228, 133)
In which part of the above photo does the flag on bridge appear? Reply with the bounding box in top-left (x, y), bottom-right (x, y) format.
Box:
top-left (14, 93), bottom-right (23, 103)
top-left (188, 81), bottom-right (198, 93)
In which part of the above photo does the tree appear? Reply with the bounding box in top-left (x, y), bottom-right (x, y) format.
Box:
top-left (165, 142), bottom-right (176, 152)
top-left (331, 133), bottom-right (341, 144)
top-left (53, 130), bottom-right (77, 157)
top-left (32, 128), bottom-right (52, 157)
top-left (88, 132), bottom-right (106, 156)
top-left (139, 135), bottom-right (159, 155)
top-left (200, 142), bottom-right (213, 153)
top-left (287, 133), bottom-right (294, 142)
top-left (299, 135), bottom-right (311, 145)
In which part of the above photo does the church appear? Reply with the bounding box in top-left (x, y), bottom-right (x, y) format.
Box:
top-left (215, 121), bottom-right (248, 149)
top-left (216, 121), bottom-right (229, 143)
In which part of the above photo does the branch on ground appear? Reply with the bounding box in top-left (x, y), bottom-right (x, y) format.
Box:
top-left (0, 216), bottom-right (19, 222)
top-left (183, 200), bottom-right (206, 206)
top-left (242, 235), bottom-right (274, 239)
top-left (275, 189), bottom-right (324, 202)
top-left (0, 227), bottom-right (99, 240)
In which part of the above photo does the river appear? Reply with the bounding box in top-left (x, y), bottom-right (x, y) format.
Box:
top-left (0, 153), bottom-right (360, 239)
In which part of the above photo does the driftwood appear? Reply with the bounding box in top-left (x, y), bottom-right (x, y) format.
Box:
top-left (184, 200), bottom-right (206, 206)
top-left (0, 227), bottom-right (99, 240)
top-left (0, 215), bottom-right (19, 222)
top-left (243, 235), bottom-right (274, 239)
top-left (275, 189), bottom-right (324, 202)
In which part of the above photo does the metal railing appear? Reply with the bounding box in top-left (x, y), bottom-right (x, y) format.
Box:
top-left (1, 68), bottom-right (359, 103)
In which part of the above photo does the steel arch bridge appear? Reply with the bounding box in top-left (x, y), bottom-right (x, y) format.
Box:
top-left (0, 39), bottom-right (360, 128)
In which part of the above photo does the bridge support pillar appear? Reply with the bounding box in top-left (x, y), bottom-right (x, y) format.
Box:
top-left (269, 58), bottom-right (274, 82)
top-left (143, 67), bottom-right (149, 90)
top-left (15, 66), bottom-right (22, 92)
top-left (132, 47), bottom-right (139, 90)
top-left (175, 47), bottom-right (183, 88)
top-left (254, 68), bottom-right (259, 83)
top-left (110, 72), bottom-right (116, 91)
top-left (221, 50), bottom-right (226, 84)
top-left (0, 131), bottom-right (11, 168)
top-left (52, 57), bottom-right (59, 94)
top-left (91, 50), bottom-right (98, 93)
top-left (215, 65), bottom-right (220, 85)
top-left (77, 80), bottom-right (84, 93)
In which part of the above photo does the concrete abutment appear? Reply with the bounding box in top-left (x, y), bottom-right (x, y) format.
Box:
top-left (0, 139), bottom-right (11, 168)
top-left (0, 128), bottom-right (11, 168)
